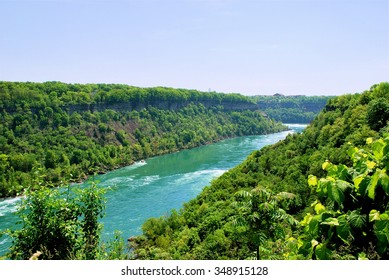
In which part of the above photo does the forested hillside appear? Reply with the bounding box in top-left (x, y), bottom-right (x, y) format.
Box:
top-left (130, 82), bottom-right (389, 260)
top-left (0, 81), bottom-right (285, 198)
top-left (252, 95), bottom-right (331, 123)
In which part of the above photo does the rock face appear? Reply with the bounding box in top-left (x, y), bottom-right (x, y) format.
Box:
top-left (64, 99), bottom-right (259, 114)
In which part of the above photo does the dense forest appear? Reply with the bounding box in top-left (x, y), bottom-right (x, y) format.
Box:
top-left (129, 82), bottom-right (389, 260)
top-left (0, 81), bottom-right (285, 198)
top-left (252, 95), bottom-right (331, 123)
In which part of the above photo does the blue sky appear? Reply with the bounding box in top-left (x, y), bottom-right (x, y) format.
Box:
top-left (0, 0), bottom-right (388, 95)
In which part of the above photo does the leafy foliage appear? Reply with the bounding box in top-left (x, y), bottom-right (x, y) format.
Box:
top-left (7, 183), bottom-right (106, 259)
top-left (300, 137), bottom-right (389, 259)
top-left (232, 187), bottom-right (297, 259)
top-left (5, 181), bottom-right (130, 260)
top-left (367, 97), bottom-right (389, 131)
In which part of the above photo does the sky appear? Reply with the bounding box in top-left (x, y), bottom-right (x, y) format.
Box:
top-left (0, 0), bottom-right (388, 96)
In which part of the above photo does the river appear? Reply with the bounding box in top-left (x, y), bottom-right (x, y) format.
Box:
top-left (0, 124), bottom-right (306, 257)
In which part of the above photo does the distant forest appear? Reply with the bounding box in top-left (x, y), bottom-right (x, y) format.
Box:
top-left (252, 95), bottom-right (331, 123)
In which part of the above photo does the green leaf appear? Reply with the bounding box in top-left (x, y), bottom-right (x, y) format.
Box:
top-left (348, 210), bottom-right (366, 229)
top-left (354, 175), bottom-right (370, 196)
top-left (252, 232), bottom-right (268, 246)
top-left (275, 191), bottom-right (296, 201)
top-left (308, 175), bottom-right (318, 187)
top-left (298, 240), bottom-right (314, 257)
top-left (369, 210), bottom-right (380, 222)
top-left (327, 182), bottom-right (345, 205)
top-left (317, 178), bottom-right (332, 196)
top-left (378, 170), bottom-right (389, 195)
top-left (336, 214), bottom-right (352, 245)
top-left (322, 161), bottom-right (331, 171)
top-left (366, 171), bottom-right (380, 200)
top-left (321, 217), bottom-right (339, 226)
top-left (354, 160), bottom-right (368, 174)
top-left (315, 243), bottom-right (331, 260)
top-left (372, 139), bottom-right (385, 161)
top-left (354, 175), bottom-right (364, 190)
top-left (374, 218), bottom-right (389, 255)
top-left (358, 252), bottom-right (369, 260)
top-left (336, 179), bottom-right (353, 192)
top-left (379, 212), bottom-right (389, 221)
top-left (300, 213), bottom-right (312, 226)
top-left (347, 146), bottom-right (359, 159)
top-left (235, 190), bottom-right (251, 198)
top-left (314, 202), bottom-right (326, 214)
top-left (366, 160), bottom-right (376, 170)
top-left (336, 165), bottom-right (350, 180)
top-left (307, 216), bottom-right (320, 238)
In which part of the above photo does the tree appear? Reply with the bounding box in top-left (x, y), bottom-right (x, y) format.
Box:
top-left (367, 98), bottom-right (389, 131)
top-left (44, 150), bottom-right (57, 169)
top-left (232, 186), bottom-right (297, 259)
top-left (7, 182), bottom-right (106, 260)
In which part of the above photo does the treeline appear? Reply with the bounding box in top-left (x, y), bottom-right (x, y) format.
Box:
top-left (0, 81), bottom-right (257, 111)
top-left (252, 95), bottom-right (331, 123)
top-left (130, 82), bottom-right (389, 260)
top-left (0, 81), bottom-right (285, 198)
